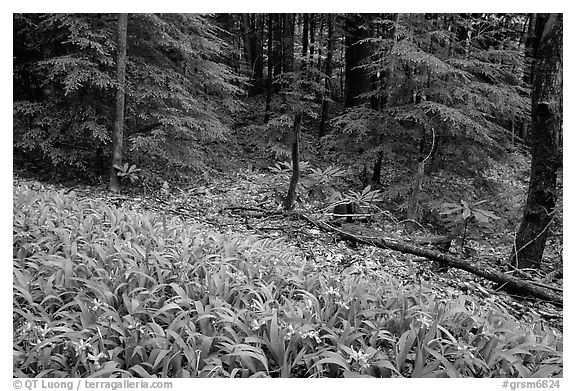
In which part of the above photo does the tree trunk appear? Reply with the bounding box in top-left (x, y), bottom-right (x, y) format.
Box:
top-left (316, 15), bottom-right (324, 82)
top-left (340, 33), bottom-right (345, 99)
top-left (301, 13), bottom-right (309, 69)
top-left (283, 113), bottom-right (302, 210)
top-left (523, 13), bottom-right (537, 85)
top-left (319, 13), bottom-right (334, 138)
top-left (272, 14), bottom-right (283, 81)
top-left (255, 15), bottom-right (265, 93)
top-left (308, 13), bottom-right (316, 67)
top-left (241, 14), bottom-right (254, 75)
top-left (344, 14), bottom-right (372, 108)
top-left (282, 14), bottom-right (295, 74)
top-left (301, 214), bottom-right (561, 306)
top-left (521, 121), bottom-right (529, 142)
top-left (264, 13), bottom-right (274, 122)
top-left (109, 13), bottom-right (128, 193)
top-left (406, 161), bottom-right (425, 227)
top-left (280, 14), bottom-right (300, 211)
top-left (372, 14), bottom-right (400, 185)
top-left (371, 151), bottom-right (384, 185)
top-left (510, 14), bottom-right (562, 269)
top-left (241, 14), bottom-right (264, 96)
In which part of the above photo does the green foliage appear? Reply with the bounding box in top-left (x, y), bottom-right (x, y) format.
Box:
top-left (438, 199), bottom-right (500, 247)
top-left (305, 166), bottom-right (349, 205)
top-left (342, 186), bottom-right (385, 208)
top-left (13, 13), bottom-right (243, 181)
top-left (329, 14), bottom-right (529, 180)
top-left (113, 163), bottom-right (141, 184)
top-left (13, 182), bottom-right (561, 377)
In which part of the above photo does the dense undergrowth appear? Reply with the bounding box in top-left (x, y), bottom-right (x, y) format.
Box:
top-left (13, 181), bottom-right (562, 378)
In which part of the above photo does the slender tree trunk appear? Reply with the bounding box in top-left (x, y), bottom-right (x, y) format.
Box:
top-left (308, 13), bottom-right (316, 67)
top-left (241, 14), bottom-right (264, 96)
top-left (372, 13), bottom-right (400, 185)
top-left (523, 13), bottom-right (538, 85)
top-left (371, 151), bottom-right (384, 185)
top-left (283, 113), bottom-right (302, 210)
top-left (406, 162), bottom-right (425, 229)
top-left (319, 13), bottom-right (334, 138)
top-left (521, 13), bottom-right (548, 145)
top-left (316, 15), bottom-right (324, 82)
top-left (281, 14), bottom-right (300, 210)
top-left (282, 14), bottom-right (295, 74)
top-left (272, 14), bottom-right (283, 81)
top-left (109, 13), bottom-right (128, 193)
top-left (344, 14), bottom-right (372, 108)
top-left (241, 14), bottom-right (254, 75)
top-left (255, 15), bottom-right (264, 93)
top-left (430, 136), bottom-right (442, 170)
top-left (264, 13), bottom-right (273, 122)
top-left (340, 33), bottom-right (345, 99)
top-left (301, 13), bottom-right (309, 69)
top-left (344, 14), bottom-right (373, 188)
top-left (510, 14), bottom-right (562, 269)
top-left (510, 117), bottom-right (516, 146)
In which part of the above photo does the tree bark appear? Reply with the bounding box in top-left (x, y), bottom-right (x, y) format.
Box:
top-left (279, 14), bottom-right (300, 211)
top-left (371, 151), bottom-right (384, 185)
top-left (319, 13), bottom-right (334, 138)
top-left (301, 13), bottom-right (309, 69)
top-left (523, 13), bottom-right (538, 85)
top-left (264, 13), bottom-right (274, 122)
top-left (302, 215), bottom-right (561, 306)
top-left (282, 14), bottom-right (295, 74)
top-left (283, 113), bottom-right (302, 210)
top-left (241, 14), bottom-right (264, 96)
top-left (308, 13), bottom-right (316, 67)
top-left (344, 14), bottom-right (372, 108)
top-left (109, 13), bottom-right (128, 193)
top-left (510, 14), bottom-right (562, 269)
top-left (406, 161), bottom-right (425, 226)
top-left (254, 15), bottom-right (265, 93)
top-left (372, 13), bottom-right (400, 184)
top-left (272, 14), bottom-right (283, 81)
top-left (316, 15), bottom-right (324, 82)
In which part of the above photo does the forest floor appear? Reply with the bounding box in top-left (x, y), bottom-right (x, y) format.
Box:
top-left (13, 157), bottom-right (563, 332)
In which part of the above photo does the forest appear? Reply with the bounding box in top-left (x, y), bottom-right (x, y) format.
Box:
top-left (13, 13), bottom-right (563, 378)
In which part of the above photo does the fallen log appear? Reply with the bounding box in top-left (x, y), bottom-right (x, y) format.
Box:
top-left (299, 214), bottom-right (562, 307)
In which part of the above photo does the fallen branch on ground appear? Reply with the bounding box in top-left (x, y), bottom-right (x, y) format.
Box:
top-left (298, 213), bottom-right (562, 307)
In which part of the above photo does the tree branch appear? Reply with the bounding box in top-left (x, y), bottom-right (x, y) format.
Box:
top-left (299, 213), bottom-right (562, 307)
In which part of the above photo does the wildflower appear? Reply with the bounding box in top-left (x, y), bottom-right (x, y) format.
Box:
top-left (284, 324), bottom-right (296, 341)
top-left (87, 352), bottom-right (107, 370)
top-left (97, 314), bottom-right (114, 323)
top-left (39, 323), bottom-right (51, 338)
top-left (415, 313), bottom-right (433, 329)
top-left (301, 298), bottom-right (314, 311)
top-left (22, 321), bottom-right (34, 333)
top-left (250, 318), bottom-right (265, 331)
top-left (72, 339), bottom-right (92, 354)
top-left (28, 338), bottom-right (41, 347)
top-left (299, 329), bottom-right (322, 344)
top-left (325, 286), bottom-right (341, 297)
top-left (455, 342), bottom-right (476, 359)
top-left (127, 320), bottom-right (142, 330)
top-left (348, 347), bottom-right (371, 369)
top-left (91, 298), bottom-right (104, 311)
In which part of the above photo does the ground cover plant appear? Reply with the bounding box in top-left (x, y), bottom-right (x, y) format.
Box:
top-left (13, 181), bottom-right (562, 377)
top-left (13, 12), bottom-right (563, 380)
